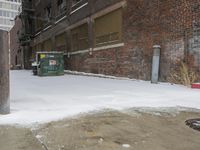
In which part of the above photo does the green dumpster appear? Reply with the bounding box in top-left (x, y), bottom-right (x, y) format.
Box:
top-left (36, 52), bottom-right (64, 76)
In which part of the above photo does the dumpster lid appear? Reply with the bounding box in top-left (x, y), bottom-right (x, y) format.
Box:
top-left (36, 51), bottom-right (63, 54)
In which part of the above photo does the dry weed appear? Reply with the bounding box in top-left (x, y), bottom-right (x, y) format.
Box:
top-left (167, 62), bottom-right (199, 86)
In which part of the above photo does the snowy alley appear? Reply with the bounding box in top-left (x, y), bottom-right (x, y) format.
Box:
top-left (0, 70), bottom-right (200, 125)
top-left (1, 70), bottom-right (200, 150)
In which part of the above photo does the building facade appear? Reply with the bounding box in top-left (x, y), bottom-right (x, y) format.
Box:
top-left (10, 15), bottom-right (23, 69)
top-left (0, 0), bottom-right (21, 31)
top-left (20, 0), bottom-right (200, 81)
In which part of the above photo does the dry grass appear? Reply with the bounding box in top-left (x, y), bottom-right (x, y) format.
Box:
top-left (167, 62), bottom-right (199, 86)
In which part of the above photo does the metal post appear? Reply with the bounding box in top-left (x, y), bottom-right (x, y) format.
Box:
top-left (151, 45), bottom-right (161, 84)
top-left (88, 17), bottom-right (94, 55)
top-left (0, 30), bottom-right (10, 114)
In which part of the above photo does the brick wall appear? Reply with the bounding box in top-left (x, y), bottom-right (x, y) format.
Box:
top-left (10, 16), bottom-right (23, 69)
top-left (30, 0), bottom-right (200, 81)
top-left (67, 0), bottom-right (200, 81)
top-left (121, 0), bottom-right (200, 80)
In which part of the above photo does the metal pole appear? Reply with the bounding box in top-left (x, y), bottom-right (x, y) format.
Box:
top-left (151, 45), bottom-right (161, 84)
top-left (0, 30), bottom-right (10, 114)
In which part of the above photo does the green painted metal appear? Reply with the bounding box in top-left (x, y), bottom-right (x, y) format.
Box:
top-left (37, 52), bottom-right (64, 76)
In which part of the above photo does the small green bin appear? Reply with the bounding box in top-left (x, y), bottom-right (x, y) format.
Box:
top-left (36, 52), bottom-right (64, 76)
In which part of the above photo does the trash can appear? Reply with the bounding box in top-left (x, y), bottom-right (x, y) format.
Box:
top-left (36, 52), bottom-right (64, 76)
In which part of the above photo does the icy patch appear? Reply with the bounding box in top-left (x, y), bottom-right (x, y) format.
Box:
top-left (98, 138), bottom-right (104, 144)
top-left (122, 144), bottom-right (131, 148)
top-left (35, 135), bottom-right (43, 139)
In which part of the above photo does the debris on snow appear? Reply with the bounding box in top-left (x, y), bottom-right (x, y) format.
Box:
top-left (122, 144), bottom-right (131, 148)
top-left (98, 138), bottom-right (104, 144)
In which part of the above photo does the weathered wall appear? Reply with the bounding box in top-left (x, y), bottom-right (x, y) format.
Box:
top-left (122, 0), bottom-right (200, 80)
top-left (0, 30), bottom-right (10, 114)
top-left (30, 0), bottom-right (200, 81)
top-left (10, 16), bottom-right (23, 69)
top-left (67, 0), bottom-right (200, 80)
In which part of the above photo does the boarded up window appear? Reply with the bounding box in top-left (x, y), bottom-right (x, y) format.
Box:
top-left (31, 46), bottom-right (36, 59)
top-left (36, 13), bottom-right (43, 30)
top-left (36, 43), bottom-right (42, 51)
top-left (71, 23), bottom-right (88, 51)
top-left (94, 9), bottom-right (122, 47)
top-left (43, 39), bottom-right (52, 51)
top-left (55, 32), bottom-right (66, 50)
top-left (32, 44), bottom-right (42, 58)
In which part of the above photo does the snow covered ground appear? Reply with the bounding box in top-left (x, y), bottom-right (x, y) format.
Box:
top-left (0, 70), bottom-right (200, 126)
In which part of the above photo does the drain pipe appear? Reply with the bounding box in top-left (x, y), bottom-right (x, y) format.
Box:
top-left (151, 45), bottom-right (161, 84)
top-left (0, 30), bottom-right (10, 114)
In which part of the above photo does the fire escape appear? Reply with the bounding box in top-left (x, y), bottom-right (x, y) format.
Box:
top-left (18, 0), bottom-right (35, 68)
top-left (19, 0), bottom-right (34, 46)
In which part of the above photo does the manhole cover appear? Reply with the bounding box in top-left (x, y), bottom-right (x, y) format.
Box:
top-left (185, 118), bottom-right (200, 131)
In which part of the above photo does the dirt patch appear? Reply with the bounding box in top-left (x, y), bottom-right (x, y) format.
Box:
top-left (0, 126), bottom-right (43, 150)
top-left (35, 110), bottom-right (200, 150)
top-left (0, 109), bottom-right (200, 150)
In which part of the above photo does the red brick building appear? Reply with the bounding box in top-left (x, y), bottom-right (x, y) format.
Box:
top-left (20, 0), bottom-right (200, 80)
top-left (10, 15), bottom-right (23, 69)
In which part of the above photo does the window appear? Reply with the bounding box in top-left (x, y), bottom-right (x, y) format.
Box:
top-left (55, 33), bottom-right (66, 50)
top-left (35, 0), bottom-right (41, 6)
top-left (3, 11), bottom-right (6, 17)
top-left (11, 12), bottom-right (15, 18)
top-left (15, 56), bottom-right (18, 65)
top-left (35, 13), bottom-right (43, 30)
top-left (94, 9), bottom-right (122, 47)
top-left (36, 43), bottom-right (42, 52)
top-left (72, 0), bottom-right (81, 6)
top-left (43, 39), bottom-right (52, 51)
top-left (44, 4), bottom-right (52, 23)
top-left (57, 0), bottom-right (67, 14)
top-left (71, 23), bottom-right (88, 51)
top-left (31, 46), bottom-right (36, 58)
top-left (0, 9), bottom-right (18, 18)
